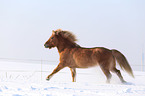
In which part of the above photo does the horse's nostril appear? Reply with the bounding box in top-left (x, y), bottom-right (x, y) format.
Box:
top-left (44, 44), bottom-right (49, 48)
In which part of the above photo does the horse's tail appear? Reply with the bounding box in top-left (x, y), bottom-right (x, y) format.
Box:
top-left (112, 49), bottom-right (134, 78)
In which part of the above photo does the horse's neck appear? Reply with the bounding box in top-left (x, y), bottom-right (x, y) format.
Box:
top-left (56, 41), bottom-right (79, 53)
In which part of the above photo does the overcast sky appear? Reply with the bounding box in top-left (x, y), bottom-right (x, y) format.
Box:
top-left (0, 0), bottom-right (145, 70)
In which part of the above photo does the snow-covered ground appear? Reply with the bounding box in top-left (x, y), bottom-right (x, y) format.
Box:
top-left (0, 61), bottom-right (145, 96)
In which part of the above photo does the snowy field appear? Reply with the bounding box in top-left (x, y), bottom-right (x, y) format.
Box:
top-left (0, 61), bottom-right (145, 96)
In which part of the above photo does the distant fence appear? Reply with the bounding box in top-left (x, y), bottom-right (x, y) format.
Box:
top-left (0, 58), bottom-right (144, 81)
top-left (0, 58), bottom-right (144, 71)
top-left (0, 71), bottom-right (52, 81)
top-left (0, 58), bottom-right (55, 81)
top-left (0, 58), bottom-right (57, 64)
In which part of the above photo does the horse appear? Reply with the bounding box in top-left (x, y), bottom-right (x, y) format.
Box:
top-left (44, 29), bottom-right (134, 83)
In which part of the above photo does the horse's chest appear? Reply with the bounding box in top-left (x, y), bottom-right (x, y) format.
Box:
top-left (59, 52), bottom-right (78, 67)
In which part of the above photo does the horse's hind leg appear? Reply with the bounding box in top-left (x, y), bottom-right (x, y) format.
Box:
top-left (100, 67), bottom-right (112, 83)
top-left (111, 68), bottom-right (126, 83)
top-left (70, 68), bottom-right (76, 82)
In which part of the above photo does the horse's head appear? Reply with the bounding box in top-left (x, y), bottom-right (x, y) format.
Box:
top-left (44, 29), bottom-right (78, 50)
top-left (44, 30), bottom-right (59, 49)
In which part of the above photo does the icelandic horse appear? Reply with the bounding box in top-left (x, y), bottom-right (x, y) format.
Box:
top-left (44, 29), bottom-right (134, 83)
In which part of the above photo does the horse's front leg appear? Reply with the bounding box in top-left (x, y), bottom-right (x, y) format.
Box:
top-left (46, 63), bottom-right (65, 81)
top-left (70, 68), bottom-right (76, 82)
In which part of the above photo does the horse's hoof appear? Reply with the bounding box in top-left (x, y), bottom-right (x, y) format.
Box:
top-left (121, 80), bottom-right (127, 84)
top-left (46, 78), bottom-right (50, 81)
top-left (106, 80), bottom-right (110, 84)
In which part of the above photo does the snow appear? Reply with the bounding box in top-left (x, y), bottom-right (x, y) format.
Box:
top-left (0, 61), bottom-right (145, 96)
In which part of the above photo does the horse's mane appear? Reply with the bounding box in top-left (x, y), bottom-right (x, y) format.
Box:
top-left (55, 29), bottom-right (77, 43)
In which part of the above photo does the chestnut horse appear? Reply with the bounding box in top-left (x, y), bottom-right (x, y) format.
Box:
top-left (44, 29), bottom-right (134, 83)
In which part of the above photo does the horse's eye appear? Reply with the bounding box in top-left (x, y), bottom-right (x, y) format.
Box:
top-left (51, 37), bottom-right (54, 39)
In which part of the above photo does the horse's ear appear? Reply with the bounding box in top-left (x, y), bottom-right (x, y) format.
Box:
top-left (52, 30), bottom-right (59, 35)
top-left (55, 32), bottom-right (59, 35)
top-left (52, 30), bottom-right (55, 35)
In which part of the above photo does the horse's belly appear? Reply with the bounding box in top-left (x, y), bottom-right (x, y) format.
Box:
top-left (72, 48), bottom-right (102, 68)
top-left (77, 62), bottom-right (98, 68)
top-left (74, 56), bottom-right (99, 68)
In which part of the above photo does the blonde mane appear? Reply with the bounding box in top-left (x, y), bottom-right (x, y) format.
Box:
top-left (54, 29), bottom-right (77, 43)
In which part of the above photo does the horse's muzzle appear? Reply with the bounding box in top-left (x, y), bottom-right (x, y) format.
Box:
top-left (44, 44), bottom-right (49, 48)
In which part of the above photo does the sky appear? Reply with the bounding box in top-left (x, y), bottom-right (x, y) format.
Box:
top-left (0, 0), bottom-right (145, 70)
